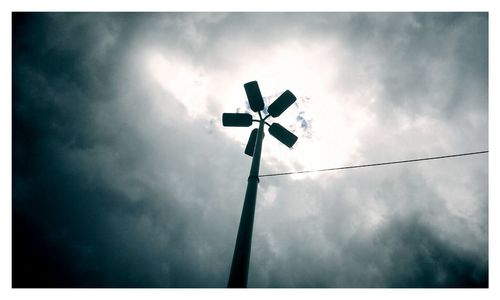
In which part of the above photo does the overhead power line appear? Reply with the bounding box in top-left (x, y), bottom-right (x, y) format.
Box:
top-left (259, 150), bottom-right (488, 178)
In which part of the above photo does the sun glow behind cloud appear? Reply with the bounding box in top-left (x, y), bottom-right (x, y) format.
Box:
top-left (145, 40), bottom-right (377, 179)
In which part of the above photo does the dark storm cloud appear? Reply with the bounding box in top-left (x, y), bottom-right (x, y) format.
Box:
top-left (13, 12), bottom-right (247, 287)
top-left (251, 216), bottom-right (487, 287)
top-left (251, 160), bottom-right (488, 287)
top-left (12, 12), bottom-right (487, 287)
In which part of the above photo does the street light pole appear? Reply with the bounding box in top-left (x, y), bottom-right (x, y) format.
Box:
top-left (227, 119), bottom-right (264, 288)
top-left (223, 81), bottom-right (298, 288)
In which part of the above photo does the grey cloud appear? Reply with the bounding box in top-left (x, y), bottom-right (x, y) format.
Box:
top-left (333, 13), bottom-right (488, 152)
top-left (251, 160), bottom-right (487, 287)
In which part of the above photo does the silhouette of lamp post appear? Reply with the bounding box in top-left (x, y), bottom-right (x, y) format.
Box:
top-left (222, 81), bottom-right (298, 288)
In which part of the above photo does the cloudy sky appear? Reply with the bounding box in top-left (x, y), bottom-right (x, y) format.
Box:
top-left (12, 12), bottom-right (488, 287)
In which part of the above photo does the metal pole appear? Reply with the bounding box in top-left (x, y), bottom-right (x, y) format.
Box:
top-left (227, 120), bottom-right (265, 288)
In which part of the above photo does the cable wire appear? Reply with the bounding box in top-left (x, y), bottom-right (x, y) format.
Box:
top-left (259, 150), bottom-right (488, 178)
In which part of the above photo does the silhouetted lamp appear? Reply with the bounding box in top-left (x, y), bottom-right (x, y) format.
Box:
top-left (267, 90), bottom-right (297, 118)
top-left (222, 113), bottom-right (253, 127)
top-left (268, 123), bottom-right (298, 148)
top-left (244, 128), bottom-right (258, 156)
top-left (244, 81), bottom-right (265, 112)
top-left (222, 81), bottom-right (298, 288)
